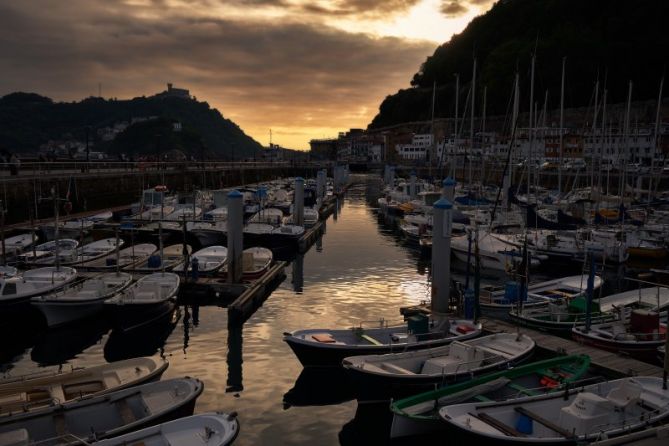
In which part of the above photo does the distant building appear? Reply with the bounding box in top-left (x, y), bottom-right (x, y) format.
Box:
top-left (309, 138), bottom-right (338, 160)
top-left (156, 83), bottom-right (192, 100)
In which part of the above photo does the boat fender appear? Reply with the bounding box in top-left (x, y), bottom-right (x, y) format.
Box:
top-left (227, 411), bottom-right (238, 420)
top-left (283, 332), bottom-right (292, 336)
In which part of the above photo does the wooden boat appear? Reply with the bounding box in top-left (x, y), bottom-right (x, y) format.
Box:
top-left (242, 247), bottom-right (272, 280)
top-left (126, 244), bottom-right (191, 272)
top-left (389, 355), bottom-right (592, 439)
top-left (572, 310), bottom-right (666, 361)
top-left (342, 333), bottom-right (535, 400)
top-left (480, 275), bottom-right (603, 318)
top-left (79, 243), bottom-right (157, 270)
top-left (0, 267), bottom-right (78, 309)
top-left (0, 357), bottom-right (168, 415)
top-left (0, 377), bottom-right (203, 444)
top-left (0, 233), bottom-right (38, 257)
top-left (105, 272), bottom-right (180, 331)
top-left (173, 245), bottom-right (227, 273)
top-left (94, 412), bottom-right (239, 446)
top-left (31, 272), bottom-right (133, 327)
top-left (509, 297), bottom-right (620, 333)
top-left (284, 316), bottom-right (482, 367)
top-left (439, 376), bottom-right (669, 444)
top-left (597, 286), bottom-right (669, 313)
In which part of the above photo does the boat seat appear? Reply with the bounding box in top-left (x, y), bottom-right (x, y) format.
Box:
top-left (607, 379), bottom-right (642, 409)
top-left (311, 333), bottom-right (336, 343)
top-left (379, 362), bottom-right (414, 375)
top-left (0, 429), bottom-right (29, 446)
top-left (360, 334), bottom-right (383, 346)
top-left (115, 399), bottom-right (136, 424)
top-left (421, 342), bottom-right (484, 375)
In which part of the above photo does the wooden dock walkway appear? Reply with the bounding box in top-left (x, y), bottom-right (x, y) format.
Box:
top-left (481, 318), bottom-right (664, 378)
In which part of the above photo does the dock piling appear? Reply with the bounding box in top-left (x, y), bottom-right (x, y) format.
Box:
top-left (431, 195), bottom-right (453, 316)
top-left (227, 189), bottom-right (244, 284)
top-left (294, 177), bottom-right (304, 227)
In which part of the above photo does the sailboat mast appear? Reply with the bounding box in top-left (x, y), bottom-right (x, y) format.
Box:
top-left (454, 73), bottom-right (460, 177)
top-left (469, 58), bottom-right (477, 188)
top-left (597, 89), bottom-right (607, 195)
top-left (431, 80), bottom-right (436, 169)
top-left (591, 78), bottom-right (600, 191)
top-left (621, 81), bottom-right (633, 212)
top-left (528, 53), bottom-right (536, 202)
top-left (53, 187), bottom-right (60, 271)
top-left (649, 76), bottom-right (664, 203)
top-left (558, 57), bottom-right (565, 197)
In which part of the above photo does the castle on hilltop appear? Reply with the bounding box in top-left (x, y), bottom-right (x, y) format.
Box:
top-left (155, 83), bottom-right (192, 100)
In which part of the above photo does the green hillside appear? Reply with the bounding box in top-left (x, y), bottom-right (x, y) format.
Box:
top-left (0, 92), bottom-right (263, 159)
top-left (369, 0), bottom-right (668, 129)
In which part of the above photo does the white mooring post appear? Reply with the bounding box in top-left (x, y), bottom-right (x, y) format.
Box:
top-left (409, 172), bottom-right (417, 199)
top-left (431, 197), bottom-right (453, 315)
top-left (294, 177), bottom-right (305, 227)
top-left (388, 166), bottom-right (395, 188)
top-left (442, 177), bottom-right (456, 201)
top-left (316, 170), bottom-right (325, 206)
top-left (227, 190), bottom-right (244, 284)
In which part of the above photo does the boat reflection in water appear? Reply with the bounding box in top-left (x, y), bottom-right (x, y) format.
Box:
top-left (30, 317), bottom-right (112, 366)
top-left (104, 305), bottom-right (181, 362)
top-left (283, 367), bottom-right (354, 409)
top-left (339, 402), bottom-right (394, 446)
top-left (292, 253), bottom-right (304, 293)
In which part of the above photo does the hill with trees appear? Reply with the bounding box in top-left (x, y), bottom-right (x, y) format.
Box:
top-left (0, 92), bottom-right (263, 159)
top-left (369, 0), bottom-right (668, 129)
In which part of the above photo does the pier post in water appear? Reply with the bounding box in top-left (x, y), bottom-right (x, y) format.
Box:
top-left (316, 170), bottom-right (325, 207)
top-left (388, 166), bottom-right (395, 188)
top-left (227, 189), bottom-right (244, 284)
top-left (442, 177), bottom-right (456, 201)
top-left (431, 197), bottom-right (453, 315)
top-left (409, 171), bottom-right (417, 199)
top-left (294, 177), bottom-right (305, 227)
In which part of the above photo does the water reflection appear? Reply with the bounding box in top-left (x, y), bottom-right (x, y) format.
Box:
top-left (31, 317), bottom-right (111, 366)
top-left (283, 367), bottom-right (354, 408)
top-left (292, 253), bottom-right (304, 293)
top-left (339, 402), bottom-right (393, 446)
top-left (104, 306), bottom-right (181, 362)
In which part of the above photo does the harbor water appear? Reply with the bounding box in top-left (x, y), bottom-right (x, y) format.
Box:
top-left (0, 175), bottom-right (663, 445)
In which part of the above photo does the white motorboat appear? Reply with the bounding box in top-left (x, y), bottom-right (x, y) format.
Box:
top-left (203, 206), bottom-right (228, 221)
top-left (439, 377), bottom-right (669, 444)
top-left (17, 239), bottom-right (79, 265)
top-left (166, 206), bottom-right (202, 221)
top-left (0, 377), bottom-right (203, 444)
top-left (105, 272), bottom-right (180, 331)
top-left (0, 267), bottom-right (78, 309)
top-left (85, 210), bottom-right (113, 223)
top-left (94, 412), bottom-right (239, 446)
top-left (0, 266), bottom-right (18, 278)
top-left (79, 243), bottom-right (157, 270)
top-left (0, 356), bottom-right (168, 414)
top-left (66, 238), bottom-right (124, 265)
top-left (284, 206), bottom-right (319, 227)
top-left (32, 272), bottom-right (133, 327)
top-left (134, 204), bottom-right (175, 220)
top-left (451, 231), bottom-right (542, 272)
top-left (271, 224), bottom-right (305, 238)
top-left (343, 333), bottom-right (535, 400)
top-left (173, 245), bottom-right (227, 273)
top-left (242, 247), bottom-right (273, 280)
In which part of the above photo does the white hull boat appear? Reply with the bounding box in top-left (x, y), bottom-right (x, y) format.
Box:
top-left (17, 239), bottom-right (79, 265)
top-left (0, 267), bottom-right (78, 308)
top-left (0, 233), bottom-right (38, 257)
top-left (187, 221), bottom-right (227, 247)
top-left (173, 245), bottom-right (227, 273)
top-left (439, 377), bottom-right (669, 444)
top-left (0, 356), bottom-right (168, 414)
top-left (126, 244), bottom-right (191, 272)
top-left (95, 412), bottom-right (239, 446)
top-left (242, 247), bottom-right (273, 280)
top-left (32, 272), bottom-right (133, 327)
top-left (79, 243), bottom-right (157, 270)
top-left (343, 333), bottom-right (535, 400)
top-left (249, 208), bottom-right (284, 225)
top-left (0, 377), bottom-right (203, 444)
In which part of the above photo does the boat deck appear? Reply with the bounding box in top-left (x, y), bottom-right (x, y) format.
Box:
top-left (481, 318), bottom-right (664, 378)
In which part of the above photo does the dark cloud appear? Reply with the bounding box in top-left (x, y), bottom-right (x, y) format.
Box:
top-left (299, 0), bottom-right (422, 18)
top-left (440, 0), bottom-right (495, 17)
top-left (0, 1), bottom-right (434, 147)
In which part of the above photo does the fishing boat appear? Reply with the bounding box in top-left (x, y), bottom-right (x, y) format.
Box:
top-left (126, 244), bottom-right (191, 272)
top-left (342, 333), bottom-right (535, 400)
top-left (243, 223), bottom-right (274, 247)
top-left (187, 220), bottom-right (227, 247)
top-left (241, 247), bottom-right (273, 280)
top-left (284, 316), bottom-right (482, 367)
top-left (480, 275), bottom-right (603, 318)
top-left (94, 412), bottom-right (239, 446)
top-left (31, 272), bottom-right (133, 327)
top-left (572, 309), bottom-right (667, 361)
top-left (79, 243), bottom-right (157, 271)
top-left (17, 239), bottom-right (79, 265)
top-left (0, 267), bottom-right (78, 309)
top-left (0, 233), bottom-right (38, 257)
top-left (0, 356), bottom-right (168, 414)
top-left (389, 355), bottom-right (592, 439)
top-left (173, 245), bottom-right (227, 273)
top-left (0, 377), bottom-right (203, 444)
top-left (105, 272), bottom-right (180, 331)
top-left (41, 220), bottom-right (95, 241)
top-left (283, 207), bottom-right (319, 227)
top-left (509, 296), bottom-right (620, 333)
top-left (439, 376), bottom-right (669, 445)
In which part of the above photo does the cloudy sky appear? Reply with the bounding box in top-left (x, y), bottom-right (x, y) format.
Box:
top-left (0, 0), bottom-right (495, 149)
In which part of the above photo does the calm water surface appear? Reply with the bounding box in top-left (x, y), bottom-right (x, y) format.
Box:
top-left (1, 174), bottom-right (659, 445)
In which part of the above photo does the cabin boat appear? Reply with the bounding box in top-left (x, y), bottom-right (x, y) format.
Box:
top-left (249, 208), bottom-right (284, 226)
top-left (342, 333), bottom-right (535, 400)
top-left (187, 221), bottom-right (227, 247)
top-left (31, 272), bottom-right (133, 327)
